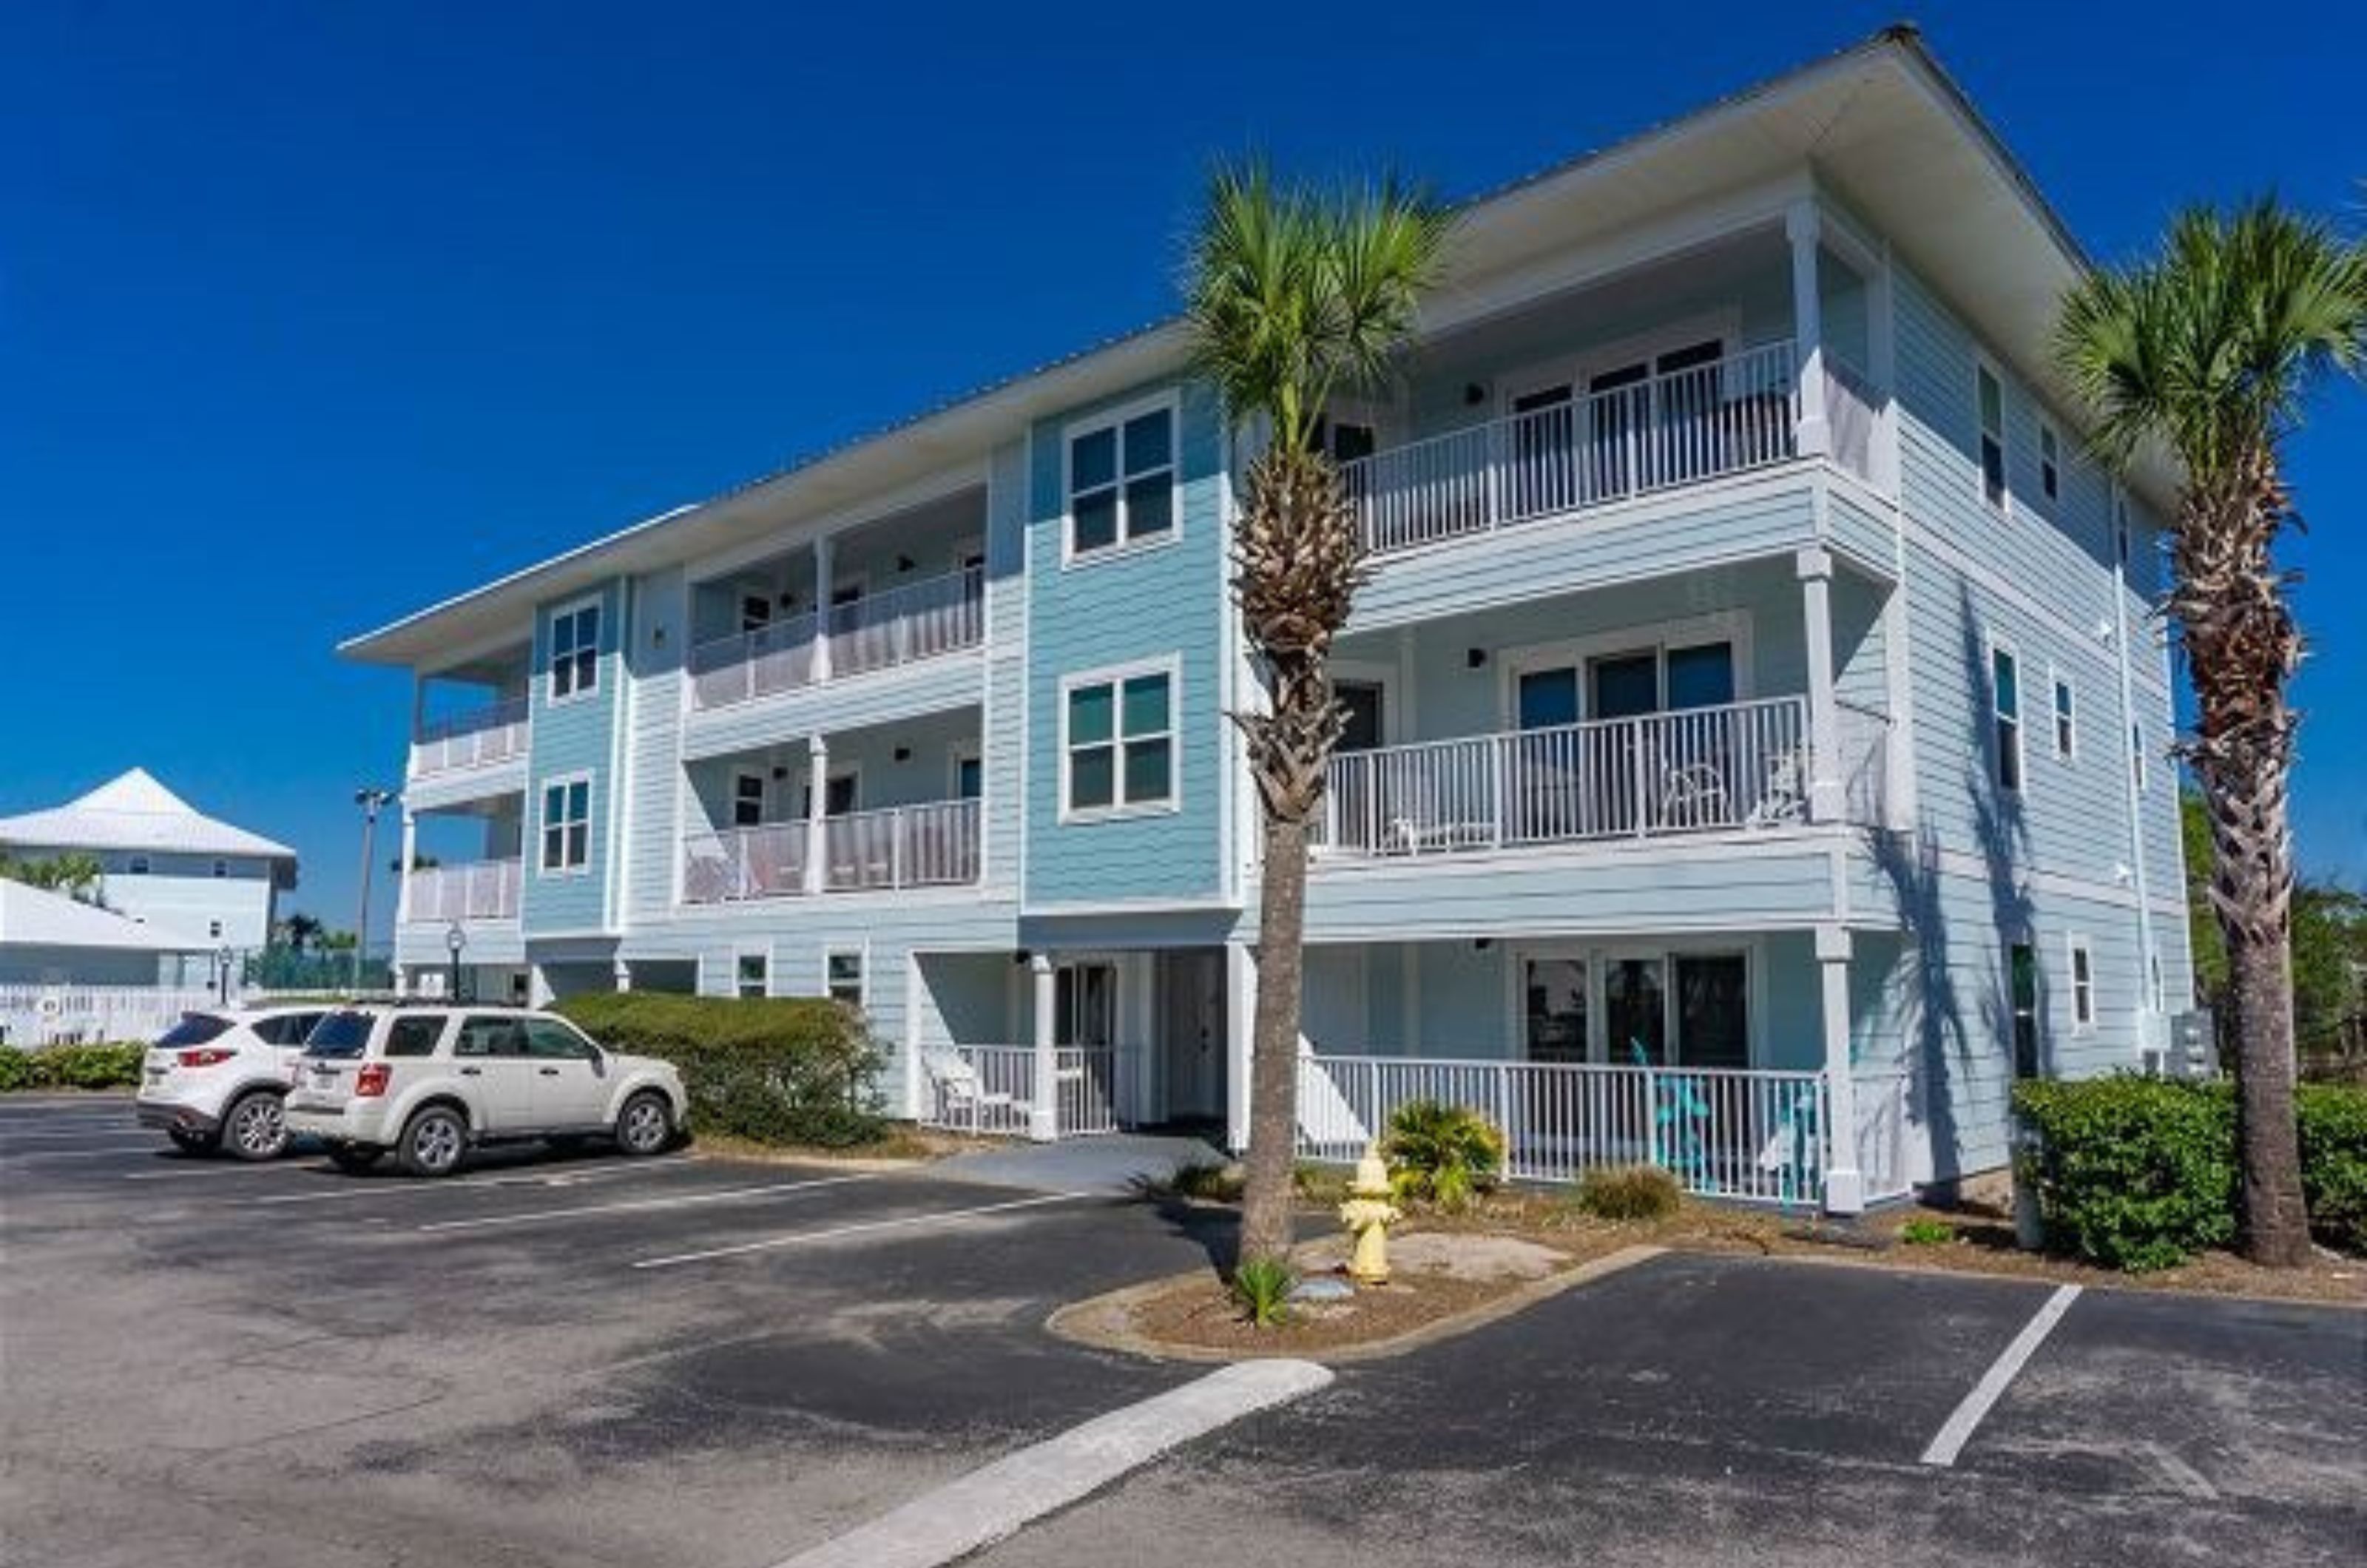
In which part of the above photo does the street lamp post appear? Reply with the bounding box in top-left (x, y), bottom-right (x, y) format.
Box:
top-left (216, 944), bottom-right (234, 1006)
top-left (353, 787), bottom-right (394, 994)
top-left (445, 922), bottom-right (467, 1004)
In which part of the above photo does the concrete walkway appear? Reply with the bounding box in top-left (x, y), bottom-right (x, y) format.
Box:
top-left (930, 1133), bottom-right (1228, 1194)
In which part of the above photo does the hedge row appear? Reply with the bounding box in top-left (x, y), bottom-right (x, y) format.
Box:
top-left (0, 1043), bottom-right (147, 1092)
top-left (556, 992), bottom-right (887, 1148)
top-left (2013, 1076), bottom-right (2367, 1270)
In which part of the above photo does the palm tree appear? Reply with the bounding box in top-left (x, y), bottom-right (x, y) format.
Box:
top-left (2054, 200), bottom-right (2367, 1266)
top-left (281, 913), bottom-right (325, 954)
top-left (1184, 160), bottom-right (1451, 1268)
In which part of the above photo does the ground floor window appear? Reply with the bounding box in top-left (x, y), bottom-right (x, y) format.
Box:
top-left (2010, 942), bottom-right (2041, 1077)
top-left (826, 950), bottom-right (865, 1010)
top-left (1519, 947), bottom-right (1751, 1068)
top-left (735, 950), bottom-right (768, 999)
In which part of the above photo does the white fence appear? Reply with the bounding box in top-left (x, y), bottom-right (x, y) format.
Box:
top-left (687, 566), bottom-right (985, 711)
top-left (1320, 696), bottom-right (1892, 855)
top-left (402, 859), bottom-right (521, 922)
top-left (0, 985), bottom-right (220, 1047)
top-left (1343, 342), bottom-right (1803, 556)
top-left (1298, 1052), bottom-right (1917, 1207)
top-left (916, 1043), bottom-right (1129, 1139)
top-left (411, 697), bottom-right (529, 777)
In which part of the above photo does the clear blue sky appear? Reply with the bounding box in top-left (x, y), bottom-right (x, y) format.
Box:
top-left (3, 1), bottom-right (2360, 944)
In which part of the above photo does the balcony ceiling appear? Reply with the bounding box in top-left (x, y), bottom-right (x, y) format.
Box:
top-left (344, 25), bottom-right (2170, 669)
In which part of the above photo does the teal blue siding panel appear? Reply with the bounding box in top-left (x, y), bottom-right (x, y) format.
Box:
top-left (523, 579), bottom-right (624, 935)
top-left (1024, 380), bottom-right (1229, 907)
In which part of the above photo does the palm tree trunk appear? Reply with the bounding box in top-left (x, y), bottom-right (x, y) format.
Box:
top-left (2178, 452), bottom-right (2311, 1266)
top-left (1237, 811), bottom-right (1309, 1267)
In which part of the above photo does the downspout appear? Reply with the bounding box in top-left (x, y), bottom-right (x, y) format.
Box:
top-left (2108, 485), bottom-right (2158, 1044)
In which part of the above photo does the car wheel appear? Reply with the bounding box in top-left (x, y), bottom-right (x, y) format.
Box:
top-left (168, 1126), bottom-right (217, 1155)
top-left (396, 1107), bottom-right (467, 1178)
top-left (327, 1144), bottom-right (383, 1174)
top-left (614, 1091), bottom-right (672, 1158)
top-left (222, 1092), bottom-right (289, 1162)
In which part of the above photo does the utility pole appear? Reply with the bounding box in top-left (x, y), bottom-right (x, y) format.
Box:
top-left (352, 787), bottom-right (393, 994)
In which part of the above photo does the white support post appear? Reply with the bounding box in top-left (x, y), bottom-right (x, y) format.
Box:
top-left (1029, 952), bottom-right (1059, 1142)
top-left (1224, 943), bottom-right (1256, 1153)
top-left (611, 959), bottom-right (633, 994)
top-left (1786, 200), bottom-right (1830, 460)
top-left (394, 809), bottom-right (418, 925)
top-left (1817, 924), bottom-right (1865, 1216)
top-left (803, 734), bottom-right (829, 896)
top-left (1797, 546), bottom-right (1844, 822)
top-left (811, 534), bottom-right (836, 685)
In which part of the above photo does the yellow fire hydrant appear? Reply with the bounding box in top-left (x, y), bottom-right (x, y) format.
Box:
top-left (1337, 1143), bottom-right (1402, 1285)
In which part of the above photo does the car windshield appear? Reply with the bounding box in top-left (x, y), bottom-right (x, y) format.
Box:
top-left (155, 1014), bottom-right (232, 1048)
top-left (303, 1010), bottom-right (375, 1058)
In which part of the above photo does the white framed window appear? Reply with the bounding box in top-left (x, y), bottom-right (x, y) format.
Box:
top-left (735, 948), bottom-right (769, 999)
top-left (212, 858), bottom-right (229, 878)
top-left (127, 854), bottom-right (149, 875)
top-left (1976, 362), bottom-right (2008, 513)
top-left (950, 743), bottom-right (983, 801)
top-left (2051, 672), bottom-right (2076, 761)
top-left (2067, 935), bottom-right (2096, 1033)
top-left (208, 919), bottom-right (222, 939)
top-left (1989, 640), bottom-right (2023, 794)
top-left (2148, 953), bottom-right (2166, 1014)
top-left (1064, 398), bottom-right (1177, 562)
top-left (2038, 420), bottom-right (2062, 507)
top-left (548, 598), bottom-right (601, 703)
top-left (732, 771), bottom-right (766, 828)
top-left (2131, 724), bottom-right (2148, 794)
top-left (538, 773), bottom-right (592, 874)
top-left (1061, 659), bottom-right (1178, 819)
top-left (825, 949), bottom-right (865, 1010)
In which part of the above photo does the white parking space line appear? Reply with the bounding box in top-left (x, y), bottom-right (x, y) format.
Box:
top-left (769, 1359), bottom-right (1335, 1568)
top-left (240, 1155), bottom-right (700, 1206)
top-left (633, 1192), bottom-right (1092, 1270)
top-left (1920, 1284), bottom-right (2082, 1467)
top-left (121, 1160), bottom-right (311, 1181)
top-left (416, 1172), bottom-right (876, 1233)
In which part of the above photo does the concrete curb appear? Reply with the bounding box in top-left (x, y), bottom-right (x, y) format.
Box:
top-left (766, 1359), bottom-right (1334, 1568)
top-left (1047, 1242), bottom-right (1667, 1365)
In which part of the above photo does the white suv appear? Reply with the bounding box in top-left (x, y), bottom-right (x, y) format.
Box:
top-left (284, 1006), bottom-right (688, 1177)
top-left (135, 1005), bottom-right (331, 1160)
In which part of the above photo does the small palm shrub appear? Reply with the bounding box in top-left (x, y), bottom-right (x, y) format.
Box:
top-left (1230, 1257), bottom-right (1297, 1327)
top-left (1573, 1164), bottom-right (1681, 1221)
top-left (1382, 1100), bottom-right (1506, 1212)
top-left (1167, 1161), bottom-right (1245, 1202)
top-left (1898, 1216), bottom-right (1956, 1246)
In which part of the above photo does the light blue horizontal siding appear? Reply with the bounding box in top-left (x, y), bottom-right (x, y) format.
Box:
top-left (522, 578), bottom-right (624, 936)
top-left (983, 438), bottom-right (1029, 888)
top-left (1825, 481), bottom-right (1894, 576)
top-left (623, 566), bottom-right (687, 920)
top-left (1350, 468), bottom-right (1821, 632)
top-left (1023, 379), bottom-right (1229, 908)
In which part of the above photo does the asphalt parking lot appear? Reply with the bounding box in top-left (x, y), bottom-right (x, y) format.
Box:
top-left (4, 1095), bottom-right (2362, 1568)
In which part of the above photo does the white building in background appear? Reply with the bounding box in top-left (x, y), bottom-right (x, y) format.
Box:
top-left (0, 769), bottom-right (298, 982)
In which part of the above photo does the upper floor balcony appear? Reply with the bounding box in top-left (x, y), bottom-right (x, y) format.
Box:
top-left (406, 641), bottom-right (533, 805)
top-left (681, 799), bottom-right (982, 904)
top-left (402, 856), bottom-right (522, 922)
top-left (686, 564), bottom-right (985, 712)
top-left (411, 697), bottom-right (529, 777)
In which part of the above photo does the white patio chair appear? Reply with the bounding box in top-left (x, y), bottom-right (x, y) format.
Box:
top-left (1746, 748), bottom-right (1809, 828)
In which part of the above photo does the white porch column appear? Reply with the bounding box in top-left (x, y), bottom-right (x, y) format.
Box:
top-left (803, 734), bottom-right (829, 896)
top-left (394, 808), bottom-right (418, 925)
top-left (1029, 952), bottom-right (1059, 1142)
top-left (1797, 547), bottom-right (1845, 822)
top-left (612, 959), bottom-right (633, 994)
top-left (1817, 925), bottom-right (1865, 1216)
top-left (811, 533), bottom-right (836, 684)
top-left (1224, 942), bottom-right (1256, 1153)
top-left (1786, 200), bottom-right (1830, 460)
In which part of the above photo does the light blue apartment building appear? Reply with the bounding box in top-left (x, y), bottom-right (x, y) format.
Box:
top-left (347, 30), bottom-right (2190, 1212)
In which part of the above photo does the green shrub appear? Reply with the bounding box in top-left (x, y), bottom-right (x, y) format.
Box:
top-left (1898, 1216), bottom-right (1956, 1246)
top-left (556, 993), bottom-right (886, 1148)
top-left (2299, 1084), bottom-right (2367, 1255)
top-left (1230, 1257), bottom-right (1296, 1327)
top-left (2013, 1077), bottom-right (2238, 1271)
top-left (0, 1042), bottom-right (146, 1092)
top-left (1572, 1164), bottom-right (1681, 1221)
top-left (1382, 1100), bottom-right (1507, 1212)
top-left (1166, 1161), bottom-right (1244, 1202)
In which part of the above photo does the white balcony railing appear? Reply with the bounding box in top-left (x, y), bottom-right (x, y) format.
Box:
top-left (681, 822), bottom-right (810, 905)
top-left (916, 1043), bottom-right (1132, 1139)
top-left (680, 799), bottom-right (980, 904)
top-left (1318, 696), bottom-right (1891, 857)
top-left (403, 859), bottom-right (521, 922)
top-left (1297, 1052), bottom-right (1837, 1206)
top-left (411, 698), bottom-right (529, 777)
top-left (823, 800), bottom-right (981, 891)
top-left (687, 565), bottom-right (985, 712)
top-left (1343, 342), bottom-right (1804, 556)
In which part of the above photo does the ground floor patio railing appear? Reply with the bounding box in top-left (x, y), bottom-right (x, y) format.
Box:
top-left (916, 1043), bottom-right (1131, 1140)
top-left (1297, 1052), bottom-right (1914, 1206)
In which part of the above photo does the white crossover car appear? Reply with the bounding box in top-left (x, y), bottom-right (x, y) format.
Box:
top-left (283, 1005), bottom-right (688, 1177)
top-left (135, 1005), bottom-right (332, 1160)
